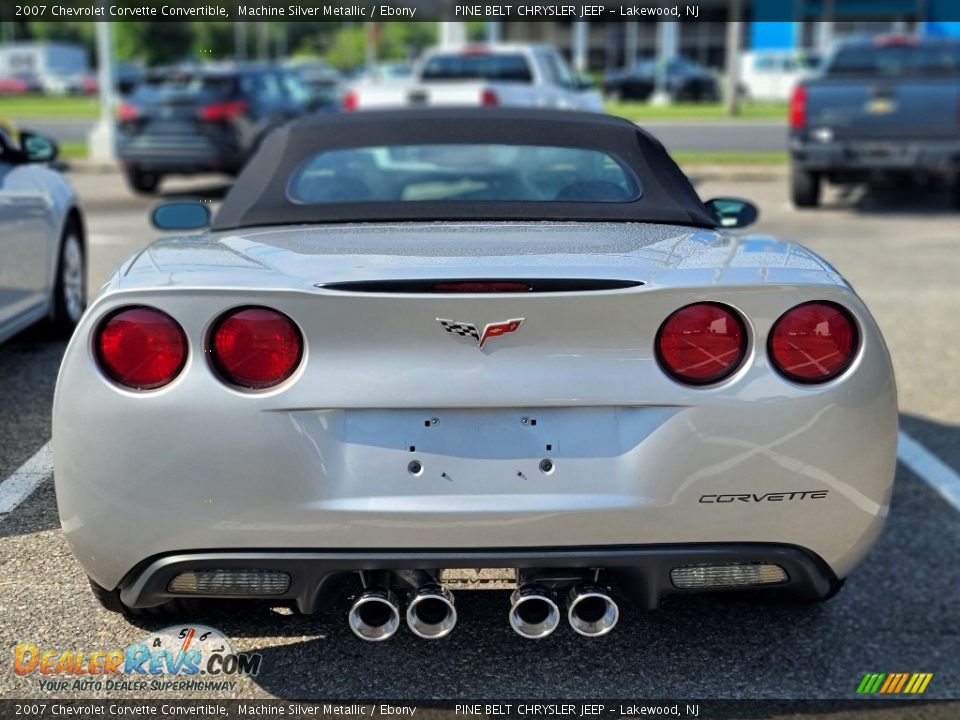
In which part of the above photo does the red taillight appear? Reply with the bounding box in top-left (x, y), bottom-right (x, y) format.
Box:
top-left (198, 100), bottom-right (249, 121)
top-left (432, 281), bottom-right (530, 293)
top-left (96, 307), bottom-right (187, 390)
top-left (210, 307), bottom-right (303, 389)
top-left (789, 84), bottom-right (807, 130)
top-left (342, 90), bottom-right (359, 111)
top-left (480, 88), bottom-right (499, 107)
top-left (117, 103), bottom-right (140, 122)
top-left (769, 302), bottom-right (858, 383)
top-left (656, 303), bottom-right (747, 385)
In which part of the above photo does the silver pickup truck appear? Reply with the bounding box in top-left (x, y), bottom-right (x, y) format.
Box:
top-left (343, 44), bottom-right (603, 113)
top-left (789, 35), bottom-right (960, 207)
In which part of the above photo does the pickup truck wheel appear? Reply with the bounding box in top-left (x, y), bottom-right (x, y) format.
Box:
top-left (125, 168), bottom-right (161, 195)
top-left (791, 167), bottom-right (821, 208)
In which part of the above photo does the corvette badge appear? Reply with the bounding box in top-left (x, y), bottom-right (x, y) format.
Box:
top-left (436, 318), bottom-right (525, 349)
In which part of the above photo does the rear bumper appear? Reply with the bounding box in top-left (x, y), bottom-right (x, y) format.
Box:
top-left (119, 543), bottom-right (841, 612)
top-left (791, 138), bottom-right (960, 175)
top-left (118, 137), bottom-right (244, 173)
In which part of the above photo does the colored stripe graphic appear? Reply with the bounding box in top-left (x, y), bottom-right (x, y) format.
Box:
top-left (857, 672), bottom-right (932, 694)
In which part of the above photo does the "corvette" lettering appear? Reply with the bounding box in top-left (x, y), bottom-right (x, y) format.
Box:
top-left (699, 490), bottom-right (829, 503)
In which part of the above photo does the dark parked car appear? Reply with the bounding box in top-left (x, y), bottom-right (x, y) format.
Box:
top-left (790, 35), bottom-right (960, 207)
top-left (117, 65), bottom-right (312, 194)
top-left (603, 56), bottom-right (719, 102)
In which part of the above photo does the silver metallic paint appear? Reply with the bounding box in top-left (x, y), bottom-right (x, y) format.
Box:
top-left (52, 222), bottom-right (897, 590)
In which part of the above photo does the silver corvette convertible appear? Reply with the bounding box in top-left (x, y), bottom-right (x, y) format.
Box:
top-left (54, 110), bottom-right (897, 641)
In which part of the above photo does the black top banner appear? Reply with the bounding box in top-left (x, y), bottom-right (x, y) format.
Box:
top-left (8, 0), bottom-right (960, 22)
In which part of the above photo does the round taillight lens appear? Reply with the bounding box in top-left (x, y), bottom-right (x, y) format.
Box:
top-left (656, 303), bottom-right (747, 385)
top-left (769, 301), bottom-right (858, 383)
top-left (96, 307), bottom-right (187, 390)
top-left (210, 307), bottom-right (303, 389)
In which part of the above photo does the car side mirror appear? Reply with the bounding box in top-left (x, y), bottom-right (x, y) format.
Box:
top-left (20, 132), bottom-right (58, 163)
top-left (151, 201), bottom-right (211, 231)
top-left (704, 197), bottom-right (759, 229)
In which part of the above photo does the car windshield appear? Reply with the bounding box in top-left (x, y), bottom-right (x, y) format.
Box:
top-left (827, 43), bottom-right (960, 76)
top-left (421, 54), bottom-right (533, 82)
top-left (287, 144), bottom-right (642, 204)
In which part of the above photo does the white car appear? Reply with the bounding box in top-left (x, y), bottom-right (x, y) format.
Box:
top-left (343, 44), bottom-right (603, 112)
top-left (0, 124), bottom-right (86, 343)
top-left (54, 110), bottom-right (896, 642)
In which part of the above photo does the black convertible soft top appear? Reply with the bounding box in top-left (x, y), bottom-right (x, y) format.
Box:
top-left (212, 108), bottom-right (716, 231)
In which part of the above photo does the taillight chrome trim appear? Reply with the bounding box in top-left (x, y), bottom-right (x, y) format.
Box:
top-left (654, 302), bottom-right (749, 387)
top-left (767, 301), bottom-right (860, 385)
top-left (206, 306), bottom-right (305, 391)
top-left (93, 305), bottom-right (188, 391)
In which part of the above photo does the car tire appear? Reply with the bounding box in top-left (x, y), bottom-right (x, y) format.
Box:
top-left (49, 221), bottom-right (86, 336)
top-left (951, 180), bottom-right (960, 209)
top-left (791, 167), bottom-right (821, 208)
top-left (125, 168), bottom-right (161, 195)
top-left (88, 577), bottom-right (189, 616)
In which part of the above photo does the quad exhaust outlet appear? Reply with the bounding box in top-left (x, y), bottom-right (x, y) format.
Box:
top-left (509, 584), bottom-right (561, 639)
top-left (567, 584), bottom-right (619, 637)
top-left (348, 588), bottom-right (401, 642)
top-left (406, 584), bottom-right (457, 639)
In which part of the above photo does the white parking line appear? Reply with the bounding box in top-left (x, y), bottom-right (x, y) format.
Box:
top-left (0, 433), bottom-right (958, 518)
top-left (897, 431), bottom-right (960, 512)
top-left (0, 441), bottom-right (52, 516)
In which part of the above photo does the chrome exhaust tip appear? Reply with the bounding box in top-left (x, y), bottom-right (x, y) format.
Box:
top-left (406, 584), bottom-right (457, 640)
top-left (567, 585), bottom-right (619, 638)
top-left (509, 585), bottom-right (560, 640)
top-left (348, 588), bottom-right (401, 641)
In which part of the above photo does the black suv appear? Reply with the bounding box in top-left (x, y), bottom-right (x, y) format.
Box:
top-left (117, 65), bottom-right (314, 194)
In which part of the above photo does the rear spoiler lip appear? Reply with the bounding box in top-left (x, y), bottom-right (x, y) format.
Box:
top-left (316, 278), bottom-right (644, 294)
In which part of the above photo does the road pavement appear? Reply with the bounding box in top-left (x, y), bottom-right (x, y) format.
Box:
top-left (0, 171), bottom-right (957, 705)
top-left (19, 118), bottom-right (790, 153)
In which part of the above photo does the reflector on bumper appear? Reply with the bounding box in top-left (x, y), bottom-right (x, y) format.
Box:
top-left (168, 570), bottom-right (290, 595)
top-left (670, 563), bottom-right (787, 589)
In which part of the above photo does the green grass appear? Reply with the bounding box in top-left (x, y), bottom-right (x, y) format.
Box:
top-left (0, 95), bottom-right (100, 120)
top-left (672, 150), bottom-right (788, 165)
top-left (59, 142), bottom-right (88, 159)
top-left (605, 100), bottom-right (787, 122)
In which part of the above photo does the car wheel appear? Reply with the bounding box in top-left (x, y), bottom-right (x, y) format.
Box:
top-left (791, 167), bottom-right (821, 208)
top-left (951, 180), bottom-right (960, 208)
top-left (125, 168), bottom-right (161, 195)
top-left (50, 223), bottom-right (86, 335)
top-left (88, 577), bottom-right (191, 616)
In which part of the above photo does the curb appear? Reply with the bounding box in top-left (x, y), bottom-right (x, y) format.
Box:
top-left (63, 159), bottom-right (120, 174)
top-left (679, 164), bottom-right (789, 182)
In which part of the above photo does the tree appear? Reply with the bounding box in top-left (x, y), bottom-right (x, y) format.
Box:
top-left (114, 22), bottom-right (194, 65)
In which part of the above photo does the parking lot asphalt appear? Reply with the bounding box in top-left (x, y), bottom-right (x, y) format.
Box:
top-left (22, 118), bottom-right (789, 152)
top-left (0, 170), bottom-right (957, 704)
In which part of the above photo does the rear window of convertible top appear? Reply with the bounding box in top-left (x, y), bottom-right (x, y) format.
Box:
top-left (286, 144), bottom-right (643, 205)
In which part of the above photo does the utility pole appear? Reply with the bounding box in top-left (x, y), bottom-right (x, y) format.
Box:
top-left (724, 0), bottom-right (742, 116)
top-left (234, 20), bottom-right (247, 61)
top-left (624, 21), bottom-right (639, 69)
top-left (88, 20), bottom-right (116, 161)
top-left (486, 21), bottom-right (501, 44)
top-left (366, 22), bottom-right (377, 68)
top-left (573, 21), bottom-right (588, 74)
top-left (256, 22), bottom-right (269, 60)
